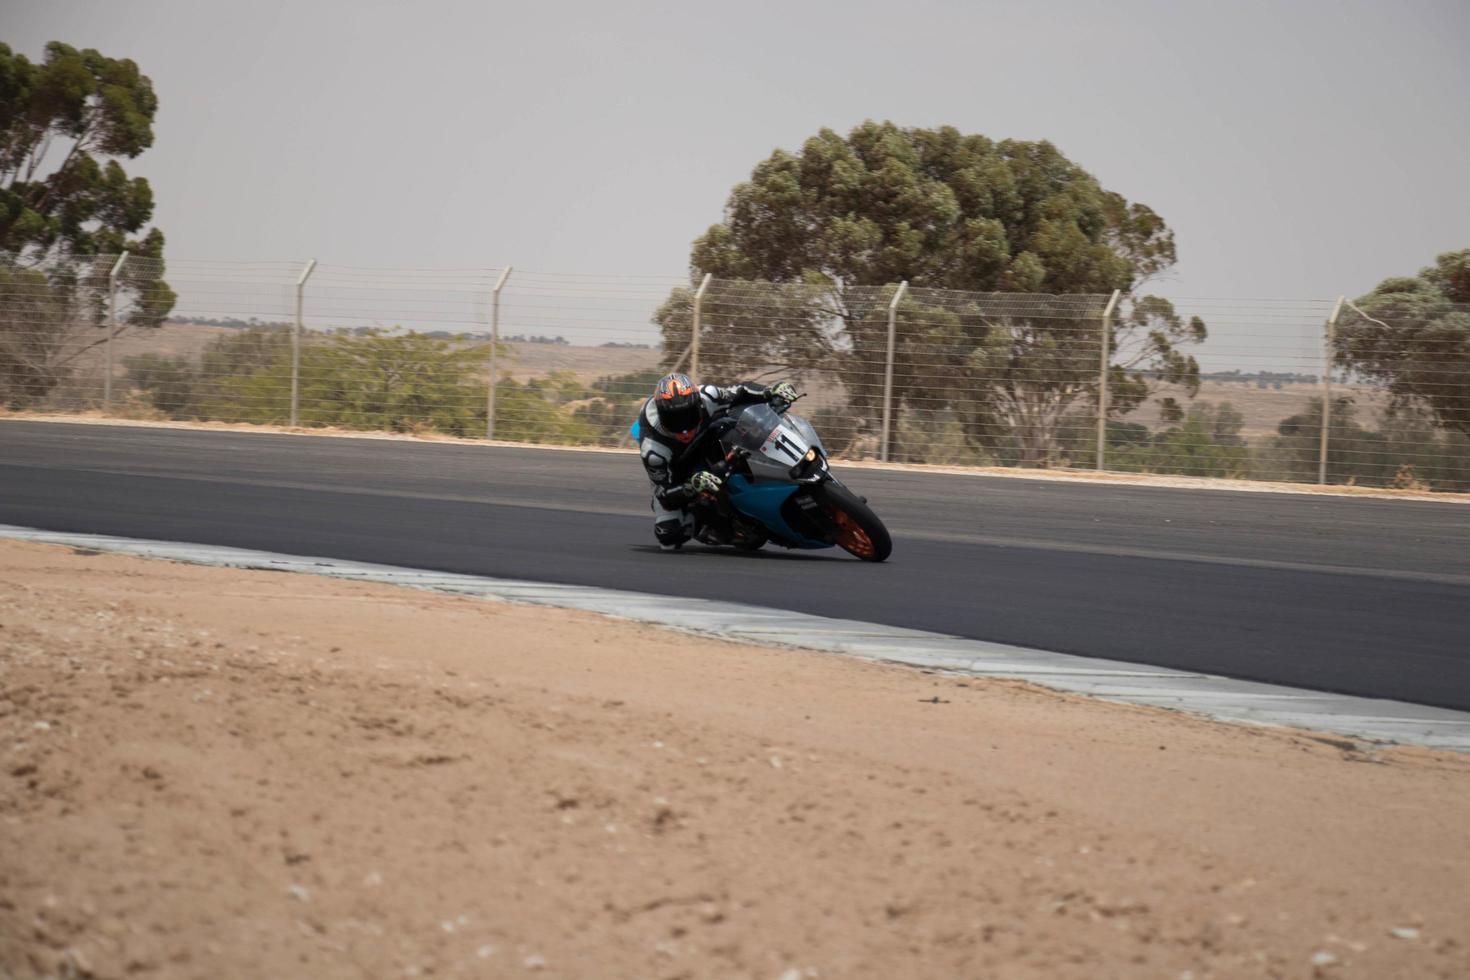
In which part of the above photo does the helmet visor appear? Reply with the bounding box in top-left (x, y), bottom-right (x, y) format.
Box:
top-left (658, 400), bottom-right (701, 436)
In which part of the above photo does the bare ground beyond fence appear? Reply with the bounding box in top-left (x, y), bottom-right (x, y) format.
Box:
top-left (3, 257), bottom-right (1467, 492)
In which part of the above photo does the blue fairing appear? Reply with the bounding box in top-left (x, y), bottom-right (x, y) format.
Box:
top-left (629, 418), bottom-right (641, 441)
top-left (726, 475), bottom-right (829, 549)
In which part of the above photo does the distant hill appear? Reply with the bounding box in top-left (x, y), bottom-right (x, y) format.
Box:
top-left (1200, 369), bottom-right (1319, 386)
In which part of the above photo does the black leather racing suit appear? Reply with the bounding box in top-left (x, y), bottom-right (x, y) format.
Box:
top-left (637, 382), bottom-right (773, 547)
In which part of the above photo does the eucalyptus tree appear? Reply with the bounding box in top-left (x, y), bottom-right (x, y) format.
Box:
top-left (1337, 248), bottom-right (1470, 436)
top-left (657, 121), bottom-right (1204, 464)
top-left (0, 42), bottom-right (174, 406)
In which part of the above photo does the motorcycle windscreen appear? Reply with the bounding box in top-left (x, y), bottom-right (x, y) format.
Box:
top-left (728, 403), bottom-right (782, 449)
top-left (729, 403), bottom-right (810, 469)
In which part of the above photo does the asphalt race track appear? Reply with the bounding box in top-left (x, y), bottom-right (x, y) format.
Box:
top-left (4, 420), bottom-right (1469, 711)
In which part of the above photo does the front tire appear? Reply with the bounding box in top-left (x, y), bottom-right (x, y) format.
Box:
top-left (818, 483), bottom-right (892, 562)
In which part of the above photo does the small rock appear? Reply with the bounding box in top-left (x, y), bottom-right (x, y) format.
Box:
top-left (769, 756), bottom-right (783, 769)
top-left (523, 953), bottom-right (547, 970)
top-left (286, 883), bottom-right (310, 903)
top-left (477, 944), bottom-right (496, 958)
top-left (1390, 926), bottom-right (1421, 940)
top-left (362, 871), bottom-right (383, 887)
top-left (1310, 950), bottom-right (1337, 967)
top-left (63, 946), bottom-right (93, 975)
top-left (32, 721), bottom-right (51, 732)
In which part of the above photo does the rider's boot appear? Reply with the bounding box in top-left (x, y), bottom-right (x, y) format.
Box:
top-left (654, 510), bottom-right (693, 551)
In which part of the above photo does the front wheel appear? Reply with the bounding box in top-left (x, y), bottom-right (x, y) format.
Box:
top-left (817, 483), bottom-right (892, 562)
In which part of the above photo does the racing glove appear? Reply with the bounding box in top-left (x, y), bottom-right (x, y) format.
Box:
top-left (768, 380), bottom-right (799, 404)
top-left (685, 471), bottom-right (723, 496)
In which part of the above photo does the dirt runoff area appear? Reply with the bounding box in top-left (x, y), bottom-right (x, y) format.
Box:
top-left (1, 543), bottom-right (1467, 980)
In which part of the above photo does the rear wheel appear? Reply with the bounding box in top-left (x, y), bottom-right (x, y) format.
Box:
top-left (818, 483), bottom-right (892, 562)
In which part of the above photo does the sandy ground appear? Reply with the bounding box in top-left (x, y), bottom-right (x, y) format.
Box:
top-left (2, 543), bottom-right (1468, 979)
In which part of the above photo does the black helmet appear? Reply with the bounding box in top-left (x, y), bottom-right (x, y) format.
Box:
top-left (653, 372), bottom-right (702, 442)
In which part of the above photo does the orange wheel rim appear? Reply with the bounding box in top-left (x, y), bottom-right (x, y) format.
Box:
top-left (826, 505), bottom-right (875, 559)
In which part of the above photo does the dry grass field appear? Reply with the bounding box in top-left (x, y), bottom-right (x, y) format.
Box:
top-left (1125, 381), bottom-right (1390, 439)
top-left (66, 324), bottom-right (1404, 444)
top-left (496, 341), bottom-right (659, 384)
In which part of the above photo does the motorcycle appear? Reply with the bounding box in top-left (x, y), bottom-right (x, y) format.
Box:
top-left (633, 398), bottom-right (893, 562)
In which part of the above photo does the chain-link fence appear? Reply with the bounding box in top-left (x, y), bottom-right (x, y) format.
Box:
top-left (0, 253), bottom-right (171, 410)
top-left (3, 252), bottom-right (1468, 492)
top-left (1324, 298), bottom-right (1470, 491)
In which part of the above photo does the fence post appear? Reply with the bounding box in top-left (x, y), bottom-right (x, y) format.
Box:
top-left (1095, 289), bottom-right (1122, 471)
top-left (484, 266), bottom-right (514, 439)
top-left (690, 273), bottom-right (712, 381)
top-left (104, 252), bottom-right (129, 410)
top-left (1319, 296), bottom-right (1345, 485)
top-left (880, 281), bottom-right (909, 462)
top-left (291, 258), bottom-right (317, 427)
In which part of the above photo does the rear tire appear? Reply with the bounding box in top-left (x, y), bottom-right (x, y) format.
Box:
top-left (818, 483), bottom-right (892, 562)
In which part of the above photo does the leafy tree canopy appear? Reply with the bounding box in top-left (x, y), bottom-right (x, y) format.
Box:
top-left (0, 41), bottom-right (174, 406)
top-left (691, 120), bottom-right (1175, 293)
top-left (1267, 395), bottom-right (1470, 491)
top-left (0, 41), bottom-right (164, 261)
top-left (661, 121), bottom-right (1203, 465)
top-left (1337, 248), bottom-right (1470, 436)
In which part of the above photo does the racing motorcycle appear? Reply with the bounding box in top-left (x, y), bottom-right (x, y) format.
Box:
top-left (634, 397), bottom-right (893, 562)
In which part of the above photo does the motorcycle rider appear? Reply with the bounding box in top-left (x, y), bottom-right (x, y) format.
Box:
top-left (638, 372), bottom-right (798, 550)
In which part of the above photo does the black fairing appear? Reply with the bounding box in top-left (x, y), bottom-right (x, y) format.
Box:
top-left (779, 490), bottom-right (837, 544)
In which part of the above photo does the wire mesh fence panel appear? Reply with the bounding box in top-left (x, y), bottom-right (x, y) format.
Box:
top-left (892, 288), bottom-right (1112, 468)
top-left (674, 279), bottom-right (891, 456)
top-left (494, 271), bottom-right (677, 445)
top-left (1101, 297), bottom-right (1333, 482)
top-left (5, 250), bottom-right (1470, 493)
top-left (1329, 299), bottom-right (1470, 491)
top-left (117, 259), bottom-right (300, 425)
top-left (287, 264), bottom-right (496, 436)
top-left (0, 253), bottom-right (171, 411)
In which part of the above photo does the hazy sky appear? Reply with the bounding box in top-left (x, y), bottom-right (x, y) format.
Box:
top-left (9, 0), bottom-right (1470, 306)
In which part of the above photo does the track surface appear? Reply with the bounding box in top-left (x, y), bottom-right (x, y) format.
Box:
top-left (4, 421), bottom-right (1469, 710)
